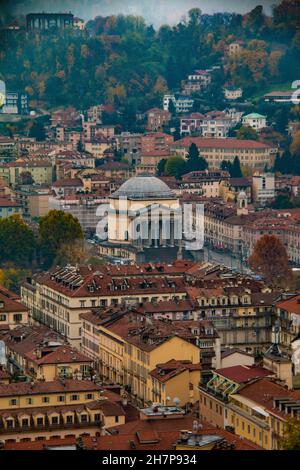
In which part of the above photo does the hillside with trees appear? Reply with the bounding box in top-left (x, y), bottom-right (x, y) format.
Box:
top-left (0, 1), bottom-right (299, 122)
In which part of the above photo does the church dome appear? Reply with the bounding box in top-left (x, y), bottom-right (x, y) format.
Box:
top-left (111, 175), bottom-right (175, 200)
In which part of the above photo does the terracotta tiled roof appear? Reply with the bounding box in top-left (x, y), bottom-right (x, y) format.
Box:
top-left (52, 178), bottom-right (83, 188)
top-left (28, 345), bottom-right (92, 366)
top-left (150, 359), bottom-right (201, 383)
top-left (235, 378), bottom-right (295, 419)
top-left (0, 290), bottom-right (28, 313)
top-left (215, 365), bottom-right (274, 384)
top-left (172, 137), bottom-right (274, 149)
top-left (276, 294), bottom-right (300, 316)
top-left (0, 379), bottom-right (101, 397)
top-left (3, 437), bottom-right (77, 450)
top-left (81, 417), bottom-right (262, 450)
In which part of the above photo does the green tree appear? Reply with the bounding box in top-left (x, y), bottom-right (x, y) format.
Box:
top-left (29, 121), bottom-right (46, 141)
top-left (39, 210), bottom-right (84, 268)
top-left (236, 125), bottom-right (258, 141)
top-left (165, 156), bottom-right (187, 179)
top-left (0, 215), bottom-right (35, 268)
top-left (271, 194), bottom-right (294, 209)
top-left (157, 158), bottom-right (167, 176)
top-left (232, 156), bottom-right (243, 177)
top-left (280, 419), bottom-right (300, 450)
top-left (0, 268), bottom-right (32, 294)
top-left (77, 140), bottom-right (84, 152)
top-left (220, 157), bottom-right (242, 177)
top-left (186, 143), bottom-right (208, 172)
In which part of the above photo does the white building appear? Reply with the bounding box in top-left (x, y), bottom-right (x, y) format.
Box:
top-left (224, 87), bottom-right (243, 100)
top-left (242, 113), bottom-right (267, 131)
top-left (163, 94), bottom-right (194, 114)
top-left (252, 173), bottom-right (275, 206)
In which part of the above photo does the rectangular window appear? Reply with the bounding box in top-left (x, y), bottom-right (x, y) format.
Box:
top-left (42, 396), bottom-right (50, 403)
top-left (13, 314), bottom-right (22, 322)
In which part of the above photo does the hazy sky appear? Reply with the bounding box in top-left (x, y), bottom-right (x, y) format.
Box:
top-left (3, 0), bottom-right (281, 27)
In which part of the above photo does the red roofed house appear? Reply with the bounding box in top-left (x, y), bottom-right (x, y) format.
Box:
top-left (0, 197), bottom-right (22, 219)
top-left (227, 377), bottom-right (300, 449)
top-left (51, 178), bottom-right (84, 197)
top-left (0, 286), bottom-right (29, 329)
top-left (149, 359), bottom-right (201, 406)
top-left (146, 108), bottom-right (171, 132)
top-left (198, 365), bottom-right (274, 429)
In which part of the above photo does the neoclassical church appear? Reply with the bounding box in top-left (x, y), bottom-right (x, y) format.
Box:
top-left (98, 175), bottom-right (183, 262)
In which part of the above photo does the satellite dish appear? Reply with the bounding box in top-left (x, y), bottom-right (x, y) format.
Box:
top-left (173, 397), bottom-right (181, 406)
top-left (166, 396), bottom-right (171, 402)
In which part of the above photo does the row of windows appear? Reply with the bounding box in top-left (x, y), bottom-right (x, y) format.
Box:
top-left (9, 393), bottom-right (94, 406)
top-left (0, 314), bottom-right (23, 322)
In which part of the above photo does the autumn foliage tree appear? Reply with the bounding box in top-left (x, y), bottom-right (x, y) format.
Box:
top-left (39, 210), bottom-right (84, 268)
top-left (248, 234), bottom-right (292, 288)
top-left (280, 419), bottom-right (300, 450)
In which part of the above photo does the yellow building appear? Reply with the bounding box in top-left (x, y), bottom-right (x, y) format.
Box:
top-left (150, 359), bottom-right (201, 406)
top-left (226, 378), bottom-right (298, 450)
top-left (6, 160), bottom-right (53, 186)
top-left (81, 311), bottom-right (201, 406)
top-left (21, 264), bottom-right (188, 348)
top-left (171, 137), bottom-right (276, 171)
top-left (0, 286), bottom-right (29, 329)
top-left (0, 379), bottom-right (125, 444)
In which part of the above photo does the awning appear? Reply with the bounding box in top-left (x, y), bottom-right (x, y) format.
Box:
top-left (252, 406), bottom-right (269, 418)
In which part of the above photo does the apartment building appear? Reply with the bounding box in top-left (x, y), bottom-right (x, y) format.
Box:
top-left (146, 108), bottom-right (171, 131)
top-left (0, 197), bottom-right (22, 219)
top-left (0, 137), bottom-right (17, 163)
top-left (180, 113), bottom-right (204, 136)
top-left (242, 113), bottom-right (267, 131)
top-left (252, 173), bottom-right (275, 206)
top-left (227, 377), bottom-right (300, 450)
top-left (224, 87), bottom-right (243, 100)
top-left (0, 160), bottom-right (54, 186)
top-left (117, 132), bottom-right (142, 166)
top-left (187, 286), bottom-right (277, 353)
top-left (198, 365), bottom-right (274, 429)
top-left (81, 311), bottom-right (201, 405)
top-left (0, 287), bottom-right (29, 329)
top-left (171, 137), bottom-right (276, 170)
top-left (179, 170), bottom-right (230, 198)
top-left (2, 324), bottom-right (92, 382)
top-left (163, 95), bottom-right (194, 114)
top-left (21, 264), bottom-right (190, 348)
top-left (0, 379), bottom-right (125, 444)
top-left (149, 359), bottom-right (201, 406)
top-left (182, 70), bottom-right (212, 96)
top-left (11, 185), bottom-right (50, 220)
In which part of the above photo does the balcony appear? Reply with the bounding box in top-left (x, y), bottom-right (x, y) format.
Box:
top-left (0, 419), bottom-right (103, 435)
